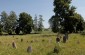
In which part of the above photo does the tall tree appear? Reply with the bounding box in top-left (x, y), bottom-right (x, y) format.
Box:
top-left (1, 11), bottom-right (8, 32)
top-left (33, 15), bottom-right (38, 33)
top-left (4, 11), bottom-right (17, 34)
top-left (0, 20), bottom-right (3, 34)
top-left (49, 0), bottom-right (84, 33)
top-left (49, 15), bottom-right (60, 33)
top-left (38, 15), bottom-right (44, 32)
top-left (19, 12), bottom-right (33, 34)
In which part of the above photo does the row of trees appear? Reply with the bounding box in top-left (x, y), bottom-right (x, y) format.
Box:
top-left (33, 15), bottom-right (44, 33)
top-left (0, 11), bottom-right (44, 35)
top-left (49, 0), bottom-right (85, 33)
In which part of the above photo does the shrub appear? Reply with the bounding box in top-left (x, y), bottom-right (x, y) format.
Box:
top-left (81, 30), bottom-right (85, 35)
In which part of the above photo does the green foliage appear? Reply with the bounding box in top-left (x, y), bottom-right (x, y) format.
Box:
top-left (49, 16), bottom-right (60, 33)
top-left (19, 12), bottom-right (33, 34)
top-left (38, 15), bottom-right (44, 32)
top-left (0, 23), bottom-right (3, 35)
top-left (81, 30), bottom-right (85, 35)
top-left (6, 11), bottom-right (17, 34)
top-left (49, 0), bottom-right (84, 33)
top-left (33, 15), bottom-right (38, 33)
top-left (33, 15), bottom-right (44, 33)
top-left (1, 11), bottom-right (8, 31)
top-left (1, 11), bottom-right (17, 34)
top-left (15, 27), bottom-right (20, 35)
top-left (83, 22), bottom-right (85, 30)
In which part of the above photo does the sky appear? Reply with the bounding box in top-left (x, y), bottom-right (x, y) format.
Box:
top-left (0, 0), bottom-right (85, 28)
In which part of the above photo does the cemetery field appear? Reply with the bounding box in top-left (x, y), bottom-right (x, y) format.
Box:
top-left (0, 33), bottom-right (85, 55)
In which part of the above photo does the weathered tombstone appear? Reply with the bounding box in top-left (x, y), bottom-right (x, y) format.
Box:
top-left (56, 37), bottom-right (60, 43)
top-left (53, 46), bottom-right (59, 53)
top-left (27, 46), bottom-right (32, 53)
top-left (56, 33), bottom-right (61, 43)
top-left (63, 35), bottom-right (66, 43)
top-left (21, 38), bottom-right (23, 42)
top-left (12, 41), bottom-right (17, 49)
top-left (65, 33), bottom-right (68, 40)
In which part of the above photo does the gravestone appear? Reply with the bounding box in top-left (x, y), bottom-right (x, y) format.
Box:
top-left (21, 38), bottom-right (23, 42)
top-left (65, 33), bottom-right (68, 40)
top-left (63, 35), bottom-right (66, 43)
top-left (56, 37), bottom-right (60, 43)
top-left (53, 46), bottom-right (59, 53)
top-left (27, 46), bottom-right (32, 53)
top-left (12, 41), bottom-right (17, 49)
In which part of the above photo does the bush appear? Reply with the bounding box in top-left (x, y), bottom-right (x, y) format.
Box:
top-left (81, 30), bottom-right (85, 35)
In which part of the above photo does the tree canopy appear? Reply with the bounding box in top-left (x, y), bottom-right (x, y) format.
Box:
top-left (18, 12), bottom-right (33, 34)
top-left (49, 0), bottom-right (84, 33)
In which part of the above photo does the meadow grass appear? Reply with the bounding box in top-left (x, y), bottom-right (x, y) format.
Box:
top-left (0, 33), bottom-right (85, 55)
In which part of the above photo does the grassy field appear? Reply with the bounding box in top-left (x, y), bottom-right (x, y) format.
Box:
top-left (0, 33), bottom-right (85, 55)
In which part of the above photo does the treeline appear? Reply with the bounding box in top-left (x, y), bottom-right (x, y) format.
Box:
top-left (0, 11), bottom-right (44, 35)
top-left (49, 0), bottom-right (85, 33)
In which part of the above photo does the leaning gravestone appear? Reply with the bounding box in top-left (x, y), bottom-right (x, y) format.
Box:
top-left (12, 41), bottom-right (17, 49)
top-left (21, 38), bottom-right (23, 42)
top-left (53, 46), bottom-right (59, 53)
top-left (63, 35), bottom-right (66, 43)
top-left (65, 33), bottom-right (68, 40)
top-left (56, 37), bottom-right (60, 43)
top-left (27, 46), bottom-right (32, 53)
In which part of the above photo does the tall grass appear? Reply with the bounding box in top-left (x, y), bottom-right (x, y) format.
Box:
top-left (0, 33), bottom-right (85, 55)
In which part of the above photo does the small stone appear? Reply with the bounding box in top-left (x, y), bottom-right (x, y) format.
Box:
top-left (53, 46), bottom-right (59, 53)
top-left (12, 41), bottom-right (17, 49)
top-left (21, 38), bottom-right (23, 42)
top-left (27, 46), bottom-right (32, 53)
top-left (63, 35), bottom-right (67, 43)
top-left (56, 37), bottom-right (60, 43)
